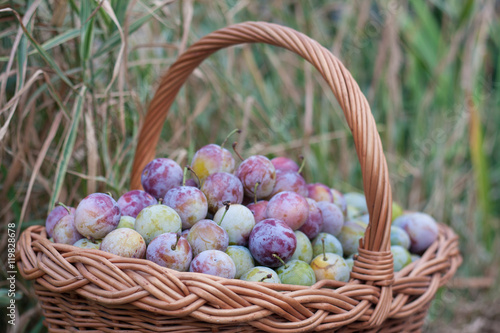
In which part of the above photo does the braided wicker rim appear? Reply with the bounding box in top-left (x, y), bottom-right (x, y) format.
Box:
top-left (16, 22), bottom-right (462, 332)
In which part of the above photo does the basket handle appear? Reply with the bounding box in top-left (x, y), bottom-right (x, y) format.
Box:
top-left (131, 21), bottom-right (393, 255)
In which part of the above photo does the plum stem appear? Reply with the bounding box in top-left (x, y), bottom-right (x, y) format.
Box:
top-left (57, 202), bottom-right (71, 214)
top-left (182, 167), bottom-right (188, 186)
top-left (298, 155), bottom-right (305, 174)
top-left (259, 274), bottom-right (273, 282)
top-left (232, 142), bottom-right (244, 161)
top-left (253, 182), bottom-right (261, 204)
top-left (322, 238), bottom-right (327, 261)
top-left (158, 198), bottom-right (163, 204)
top-left (186, 166), bottom-right (201, 187)
top-left (217, 201), bottom-right (231, 225)
top-left (172, 234), bottom-right (180, 250)
top-left (272, 254), bottom-right (287, 268)
top-left (221, 129), bottom-right (241, 148)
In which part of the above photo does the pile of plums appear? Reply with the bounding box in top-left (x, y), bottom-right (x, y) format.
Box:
top-left (46, 138), bottom-right (439, 286)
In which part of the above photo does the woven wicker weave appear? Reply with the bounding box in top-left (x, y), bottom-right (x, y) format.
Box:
top-left (16, 22), bottom-right (461, 332)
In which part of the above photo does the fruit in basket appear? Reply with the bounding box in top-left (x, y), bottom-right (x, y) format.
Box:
top-left (117, 190), bottom-right (157, 218)
top-left (190, 144), bottom-right (236, 181)
top-left (141, 158), bottom-right (183, 199)
top-left (271, 156), bottom-right (300, 173)
top-left (290, 230), bottom-right (313, 263)
top-left (74, 193), bottom-right (121, 240)
top-left (45, 204), bottom-right (75, 238)
top-left (186, 219), bottom-right (229, 256)
top-left (189, 249), bottom-right (236, 279)
top-left (266, 191), bottom-right (309, 230)
top-left (117, 216), bottom-right (135, 229)
top-left (53, 214), bottom-right (83, 245)
top-left (246, 200), bottom-right (268, 223)
top-left (240, 266), bottom-right (281, 283)
top-left (164, 185), bottom-right (208, 229)
top-left (344, 192), bottom-right (368, 215)
top-left (307, 183), bottom-right (333, 203)
top-left (392, 212), bottom-right (439, 254)
top-left (236, 155), bottom-right (276, 199)
top-left (134, 204), bottom-right (182, 244)
top-left (345, 257), bottom-right (354, 271)
top-left (337, 221), bottom-right (365, 257)
top-left (276, 259), bottom-right (317, 286)
top-left (392, 202), bottom-right (404, 221)
top-left (267, 170), bottom-right (307, 198)
top-left (226, 245), bottom-right (255, 279)
top-left (201, 172), bottom-right (244, 213)
top-left (310, 252), bottom-right (350, 282)
top-left (391, 245), bottom-right (412, 272)
top-left (73, 238), bottom-right (100, 249)
top-left (213, 203), bottom-right (255, 246)
top-left (312, 233), bottom-right (343, 257)
top-left (147, 232), bottom-right (192, 271)
top-left (248, 218), bottom-right (297, 267)
top-left (317, 201), bottom-right (344, 236)
top-left (298, 198), bottom-right (323, 239)
top-left (100, 228), bottom-right (146, 259)
top-left (390, 225), bottom-right (411, 250)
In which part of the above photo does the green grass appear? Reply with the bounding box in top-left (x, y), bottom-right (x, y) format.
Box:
top-left (1, 0), bottom-right (499, 331)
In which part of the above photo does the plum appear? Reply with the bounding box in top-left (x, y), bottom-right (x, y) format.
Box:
top-left (390, 225), bottom-right (411, 250)
top-left (317, 201), bottom-right (344, 236)
top-left (392, 212), bottom-right (439, 254)
top-left (337, 222), bottom-right (365, 257)
top-left (391, 245), bottom-right (412, 272)
top-left (392, 202), bottom-right (404, 221)
top-left (213, 204), bottom-right (255, 246)
top-left (117, 216), bottom-right (135, 229)
top-left (276, 260), bottom-right (316, 286)
top-left (147, 232), bottom-right (192, 271)
top-left (236, 155), bottom-right (276, 200)
top-left (201, 172), bottom-right (244, 214)
top-left (331, 188), bottom-right (347, 216)
top-left (189, 250), bottom-right (236, 279)
top-left (186, 219), bottom-right (229, 256)
top-left (73, 238), bottom-right (100, 249)
top-left (312, 232), bottom-right (343, 257)
top-left (344, 192), bottom-right (368, 215)
top-left (307, 183), bottom-right (333, 203)
top-left (271, 157), bottom-right (300, 173)
top-left (116, 190), bottom-right (157, 218)
top-left (53, 214), bottom-right (83, 245)
top-left (100, 228), bottom-right (146, 258)
top-left (190, 144), bottom-right (236, 180)
top-left (267, 170), bottom-right (307, 198)
top-left (164, 186), bottom-right (208, 229)
top-left (141, 158), bottom-right (183, 199)
top-left (290, 230), bottom-right (313, 263)
top-left (266, 191), bottom-right (309, 230)
top-left (134, 204), bottom-right (181, 244)
top-left (45, 204), bottom-right (75, 238)
top-left (310, 252), bottom-right (350, 282)
top-left (74, 193), bottom-right (121, 240)
top-left (240, 266), bottom-right (281, 283)
top-left (248, 218), bottom-right (297, 268)
top-left (246, 200), bottom-right (268, 223)
top-left (225, 245), bottom-right (255, 279)
top-left (299, 198), bottom-right (323, 239)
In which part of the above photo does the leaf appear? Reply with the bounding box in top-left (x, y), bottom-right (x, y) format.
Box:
top-left (49, 86), bottom-right (87, 212)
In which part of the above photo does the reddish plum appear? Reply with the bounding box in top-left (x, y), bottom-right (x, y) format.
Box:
top-left (46, 205), bottom-right (75, 238)
top-left (117, 190), bottom-right (157, 218)
top-left (268, 170), bottom-right (307, 198)
top-left (248, 218), bottom-right (297, 268)
top-left (147, 232), bottom-right (192, 271)
top-left (247, 200), bottom-right (268, 223)
top-left (189, 250), bottom-right (236, 279)
top-left (201, 172), bottom-right (244, 213)
top-left (186, 219), bottom-right (229, 256)
top-left (331, 188), bottom-right (347, 216)
top-left (307, 183), bottom-right (333, 203)
top-left (236, 155), bottom-right (276, 200)
top-left (75, 193), bottom-right (121, 240)
top-left (164, 186), bottom-right (208, 229)
top-left (141, 158), bottom-right (183, 199)
top-left (271, 156), bottom-right (300, 173)
top-left (266, 191), bottom-right (309, 230)
top-left (317, 201), bottom-right (344, 236)
top-left (53, 214), bottom-right (83, 245)
top-left (191, 144), bottom-right (235, 180)
top-left (299, 198), bottom-right (323, 239)
top-left (392, 212), bottom-right (439, 254)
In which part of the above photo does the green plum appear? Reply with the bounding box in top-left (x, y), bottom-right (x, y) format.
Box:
top-left (117, 216), bottom-right (135, 229)
top-left (240, 266), bottom-right (281, 283)
top-left (276, 260), bottom-right (316, 286)
top-left (391, 245), bottom-right (412, 272)
top-left (225, 245), bottom-right (255, 279)
top-left (312, 232), bottom-right (343, 257)
top-left (290, 230), bottom-right (313, 263)
top-left (337, 222), bottom-right (365, 257)
top-left (310, 253), bottom-right (350, 282)
top-left (390, 225), bottom-right (411, 250)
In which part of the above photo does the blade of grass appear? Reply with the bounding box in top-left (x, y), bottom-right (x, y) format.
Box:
top-left (49, 86), bottom-right (87, 212)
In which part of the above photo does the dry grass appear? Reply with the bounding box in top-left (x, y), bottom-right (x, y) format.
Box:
top-left (1, 0), bottom-right (499, 331)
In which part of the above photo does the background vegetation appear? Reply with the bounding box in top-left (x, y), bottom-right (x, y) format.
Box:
top-left (1, 0), bottom-right (499, 331)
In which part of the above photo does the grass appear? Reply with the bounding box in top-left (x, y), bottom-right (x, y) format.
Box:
top-left (1, 0), bottom-right (499, 331)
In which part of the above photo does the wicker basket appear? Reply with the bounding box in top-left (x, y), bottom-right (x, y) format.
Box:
top-left (17, 22), bottom-right (462, 332)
